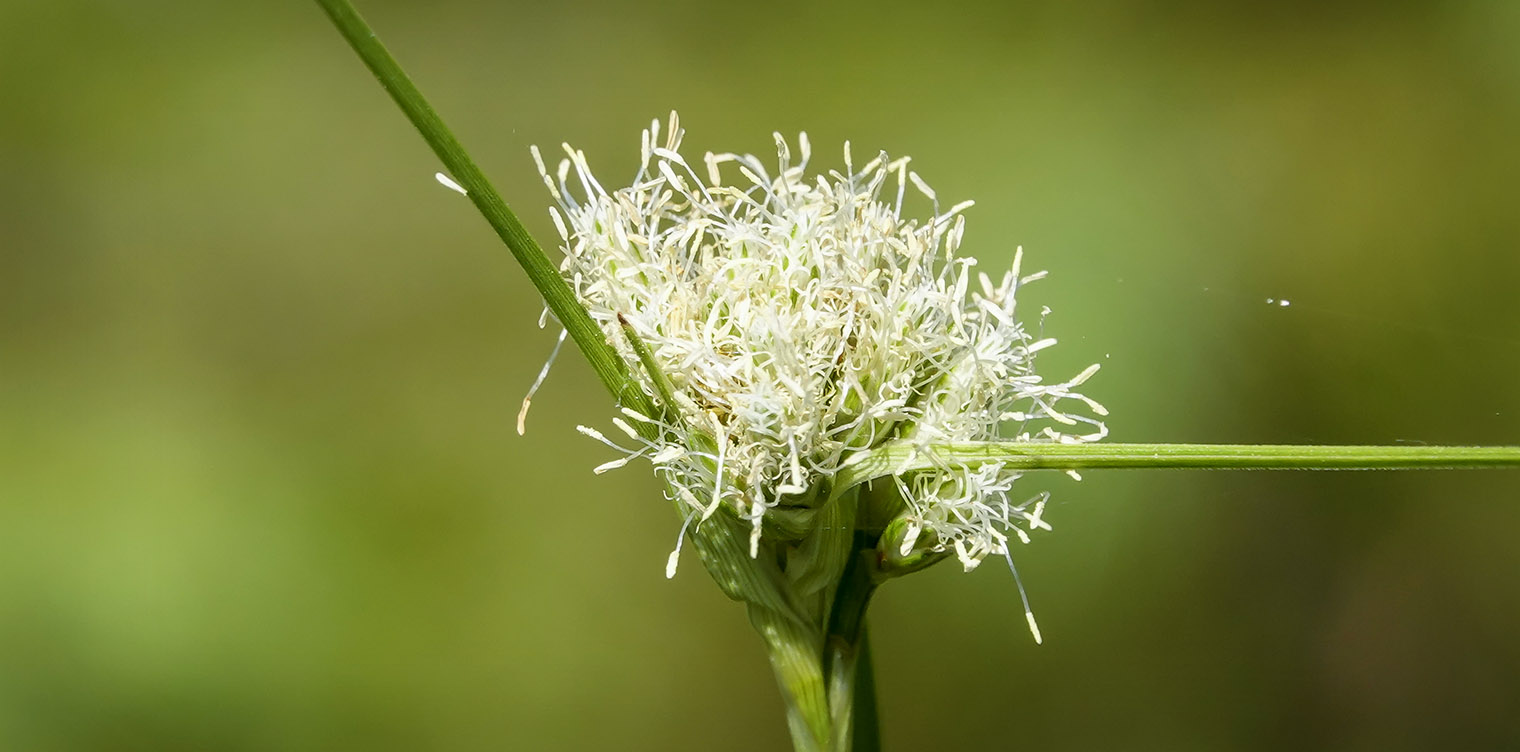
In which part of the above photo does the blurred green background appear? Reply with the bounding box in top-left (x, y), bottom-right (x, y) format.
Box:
top-left (3, 0), bottom-right (1519, 749)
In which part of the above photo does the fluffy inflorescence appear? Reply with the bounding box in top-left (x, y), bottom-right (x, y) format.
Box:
top-left (531, 113), bottom-right (1106, 571)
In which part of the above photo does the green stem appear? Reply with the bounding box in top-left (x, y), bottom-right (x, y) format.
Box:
top-left (840, 441), bottom-right (1520, 490)
top-left (618, 314), bottom-right (680, 419)
top-left (314, 0), bottom-right (648, 415)
top-left (750, 605), bottom-right (831, 752)
top-left (852, 626), bottom-right (880, 752)
top-left (824, 544), bottom-right (882, 752)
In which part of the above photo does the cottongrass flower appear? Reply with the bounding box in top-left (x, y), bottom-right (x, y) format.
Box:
top-left (527, 112), bottom-right (1107, 581)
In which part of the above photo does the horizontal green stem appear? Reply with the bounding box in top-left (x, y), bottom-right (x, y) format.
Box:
top-left (315, 0), bottom-right (649, 416)
top-left (840, 441), bottom-right (1520, 489)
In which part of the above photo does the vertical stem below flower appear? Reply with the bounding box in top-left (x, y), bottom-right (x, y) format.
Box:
top-left (825, 544), bottom-right (881, 752)
top-left (750, 604), bottom-right (832, 752)
top-left (852, 626), bottom-right (881, 752)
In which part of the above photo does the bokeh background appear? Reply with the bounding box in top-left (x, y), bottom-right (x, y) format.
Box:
top-left (3, 1), bottom-right (1519, 749)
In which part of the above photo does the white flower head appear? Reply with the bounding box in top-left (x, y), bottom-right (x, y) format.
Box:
top-left (531, 112), bottom-right (1106, 572)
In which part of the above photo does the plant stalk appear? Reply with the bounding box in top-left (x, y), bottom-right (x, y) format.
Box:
top-left (750, 605), bottom-right (832, 752)
top-left (824, 543), bottom-right (883, 752)
top-left (840, 442), bottom-right (1520, 490)
top-left (314, 0), bottom-right (649, 415)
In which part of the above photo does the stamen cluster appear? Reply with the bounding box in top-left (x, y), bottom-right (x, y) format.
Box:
top-left (532, 113), bottom-right (1105, 570)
